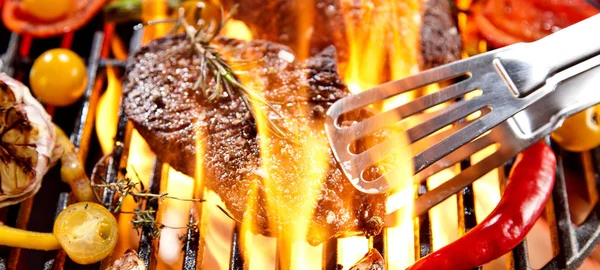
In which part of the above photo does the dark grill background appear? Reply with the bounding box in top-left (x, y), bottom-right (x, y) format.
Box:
top-left (1, 10), bottom-right (600, 270)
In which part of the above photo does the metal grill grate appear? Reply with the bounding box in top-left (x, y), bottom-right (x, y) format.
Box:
top-left (1, 14), bottom-right (600, 270)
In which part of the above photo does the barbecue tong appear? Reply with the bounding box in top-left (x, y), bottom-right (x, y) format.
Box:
top-left (324, 14), bottom-right (600, 216)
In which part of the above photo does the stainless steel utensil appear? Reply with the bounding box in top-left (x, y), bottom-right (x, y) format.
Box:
top-left (325, 14), bottom-right (600, 196)
top-left (387, 53), bottom-right (600, 221)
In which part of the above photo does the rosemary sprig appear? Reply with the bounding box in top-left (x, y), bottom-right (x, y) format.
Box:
top-left (142, 4), bottom-right (290, 138)
top-left (92, 170), bottom-right (240, 237)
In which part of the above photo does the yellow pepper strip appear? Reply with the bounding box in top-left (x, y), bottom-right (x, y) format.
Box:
top-left (0, 224), bottom-right (61, 251)
top-left (55, 125), bottom-right (96, 203)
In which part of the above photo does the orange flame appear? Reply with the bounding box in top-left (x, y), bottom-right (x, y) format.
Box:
top-left (96, 66), bottom-right (121, 155)
top-left (334, 0), bottom-right (422, 267)
top-left (222, 19), bottom-right (253, 41)
top-left (98, 0), bottom-right (191, 266)
top-left (341, 0), bottom-right (421, 95)
top-left (235, 63), bottom-right (330, 268)
top-left (96, 0), bottom-right (513, 268)
top-left (141, 0), bottom-right (171, 44)
top-left (99, 67), bottom-right (157, 262)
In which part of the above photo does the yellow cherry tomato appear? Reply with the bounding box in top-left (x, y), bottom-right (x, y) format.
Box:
top-left (551, 105), bottom-right (600, 152)
top-left (21, 0), bottom-right (72, 22)
top-left (30, 48), bottom-right (87, 107)
top-left (179, 0), bottom-right (221, 28)
top-left (54, 202), bottom-right (118, 265)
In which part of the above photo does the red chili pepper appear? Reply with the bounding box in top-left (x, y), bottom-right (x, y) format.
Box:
top-left (2, 0), bottom-right (107, 38)
top-left (408, 142), bottom-right (556, 270)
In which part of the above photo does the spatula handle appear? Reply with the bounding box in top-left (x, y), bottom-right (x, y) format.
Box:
top-left (536, 13), bottom-right (600, 74)
top-left (496, 14), bottom-right (600, 97)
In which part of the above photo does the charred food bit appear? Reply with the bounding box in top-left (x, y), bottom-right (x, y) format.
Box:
top-left (123, 34), bottom-right (387, 244)
top-left (0, 73), bottom-right (94, 207)
top-left (349, 249), bottom-right (385, 270)
top-left (107, 250), bottom-right (145, 270)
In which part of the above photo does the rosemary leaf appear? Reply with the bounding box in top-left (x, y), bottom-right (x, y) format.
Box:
top-left (138, 4), bottom-right (291, 138)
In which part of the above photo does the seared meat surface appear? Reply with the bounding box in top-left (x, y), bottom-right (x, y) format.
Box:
top-left (123, 35), bottom-right (386, 243)
top-left (222, 0), bottom-right (461, 70)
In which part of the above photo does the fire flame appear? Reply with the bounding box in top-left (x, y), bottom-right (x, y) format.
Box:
top-left (96, 66), bottom-right (120, 155)
top-left (94, 0), bottom-right (513, 268)
top-left (336, 0), bottom-right (423, 267)
top-left (157, 167), bottom-right (195, 269)
top-left (341, 0), bottom-right (420, 96)
top-left (233, 51), bottom-right (330, 269)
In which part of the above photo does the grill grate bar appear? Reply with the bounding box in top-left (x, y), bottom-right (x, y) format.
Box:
top-left (0, 23), bottom-right (106, 269)
top-left (99, 59), bottom-right (127, 68)
top-left (101, 27), bottom-right (142, 210)
top-left (8, 32), bottom-right (73, 270)
top-left (417, 183), bottom-right (432, 260)
top-left (229, 226), bottom-right (245, 270)
top-left (373, 233), bottom-right (385, 259)
top-left (138, 158), bottom-right (162, 269)
top-left (501, 155), bottom-right (532, 270)
top-left (43, 192), bottom-right (70, 270)
top-left (0, 33), bottom-right (18, 76)
top-left (511, 242), bottom-right (531, 270)
top-left (182, 215), bottom-right (200, 269)
top-left (3, 15), bottom-right (600, 270)
top-left (459, 160), bottom-right (478, 231)
top-left (63, 31), bottom-right (105, 270)
top-left (322, 238), bottom-right (338, 270)
top-left (552, 154), bottom-right (578, 262)
top-left (538, 145), bottom-right (600, 269)
top-left (70, 31), bottom-right (104, 154)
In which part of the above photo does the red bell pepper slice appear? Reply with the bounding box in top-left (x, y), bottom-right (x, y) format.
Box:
top-left (2, 0), bottom-right (107, 38)
top-left (472, 0), bottom-right (599, 48)
top-left (408, 142), bottom-right (556, 269)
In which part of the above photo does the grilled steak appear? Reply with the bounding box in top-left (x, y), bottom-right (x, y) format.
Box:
top-left (123, 35), bottom-right (386, 243)
top-left (222, 0), bottom-right (461, 70)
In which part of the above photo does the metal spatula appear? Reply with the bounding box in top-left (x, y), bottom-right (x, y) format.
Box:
top-left (325, 14), bottom-right (600, 195)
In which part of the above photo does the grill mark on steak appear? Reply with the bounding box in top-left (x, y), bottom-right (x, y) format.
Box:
top-left (123, 35), bottom-right (386, 244)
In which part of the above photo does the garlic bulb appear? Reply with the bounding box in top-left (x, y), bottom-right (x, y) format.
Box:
top-left (0, 73), bottom-right (61, 207)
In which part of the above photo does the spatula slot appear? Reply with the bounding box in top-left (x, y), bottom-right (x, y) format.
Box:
top-left (330, 72), bottom-right (472, 128)
top-left (406, 103), bottom-right (492, 146)
top-left (360, 150), bottom-right (414, 185)
top-left (333, 87), bottom-right (422, 128)
top-left (339, 89), bottom-right (487, 154)
top-left (412, 142), bottom-right (502, 215)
